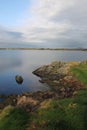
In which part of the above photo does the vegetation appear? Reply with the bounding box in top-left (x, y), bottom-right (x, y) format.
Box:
top-left (0, 106), bottom-right (29, 130)
top-left (71, 64), bottom-right (87, 86)
top-left (0, 63), bottom-right (87, 130)
top-left (29, 95), bottom-right (87, 130)
top-left (28, 63), bottom-right (87, 130)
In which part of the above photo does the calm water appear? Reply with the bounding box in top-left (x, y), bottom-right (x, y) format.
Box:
top-left (0, 50), bottom-right (87, 95)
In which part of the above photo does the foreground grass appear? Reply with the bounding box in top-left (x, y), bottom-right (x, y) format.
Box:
top-left (0, 63), bottom-right (87, 130)
top-left (29, 90), bottom-right (87, 130)
top-left (0, 106), bottom-right (29, 130)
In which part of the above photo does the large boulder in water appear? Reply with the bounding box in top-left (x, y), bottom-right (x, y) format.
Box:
top-left (15, 75), bottom-right (23, 84)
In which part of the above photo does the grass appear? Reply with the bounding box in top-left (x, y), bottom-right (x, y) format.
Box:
top-left (0, 63), bottom-right (87, 130)
top-left (29, 94), bottom-right (87, 130)
top-left (71, 64), bottom-right (87, 86)
top-left (0, 106), bottom-right (29, 130)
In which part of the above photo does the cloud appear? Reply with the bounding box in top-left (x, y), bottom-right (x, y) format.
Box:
top-left (17, 0), bottom-right (87, 48)
top-left (17, 0), bottom-right (73, 43)
top-left (0, 26), bottom-right (23, 44)
top-left (0, 0), bottom-right (87, 48)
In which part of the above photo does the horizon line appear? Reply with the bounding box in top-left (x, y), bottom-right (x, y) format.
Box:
top-left (0, 47), bottom-right (87, 51)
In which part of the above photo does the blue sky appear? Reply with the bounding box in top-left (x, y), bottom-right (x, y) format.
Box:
top-left (0, 0), bottom-right (87, 48)
top-left (0, 0), bottom-right (30, 26)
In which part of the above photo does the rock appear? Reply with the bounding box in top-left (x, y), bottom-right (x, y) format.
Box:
top-left (51, 61), bottom-right (65, 68)
top-left (33, 61), bottom-right (79, 81)
top-left (39, 79), bottom-right (45, 83)
top-left (60, 87), bottom-right (65, 92)
top-left (17, 96), bottom-right (26, 105)
top-left (32, 61), bottom-right (84, 99)
top-left (17, 96), bottom-right (39, 106)
top-left (53, 80), bottom-right (59, 84)
top-left (68, 103), bottom-right (77, 108)
top-left (17, 96), bottom-right (39, 112)
top-left (63, 76), bottom-right (73, 80)
top-left (73, 91), bottom-right (78, 96)
top-left (15, 75), bottom-right (23, 84)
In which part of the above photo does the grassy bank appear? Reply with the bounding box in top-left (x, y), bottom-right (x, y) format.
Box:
top-left (0, 63), bottom-right (87, 130)
top-left (71, 64), bottom-right (87, 87)
top-left (28, 63), bottom-right (87, 130)
top-left (0, 106), bottom-right (29, 130)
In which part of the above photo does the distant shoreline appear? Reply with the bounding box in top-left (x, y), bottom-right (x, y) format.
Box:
top-left (0, 48), bottom-right (87, 51)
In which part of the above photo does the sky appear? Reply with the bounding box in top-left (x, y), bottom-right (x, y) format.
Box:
top-left (0, 0), bottom-right (87, 48)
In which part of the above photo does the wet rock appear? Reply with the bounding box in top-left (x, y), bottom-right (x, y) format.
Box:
top-left (15, 75), bottom-right (23, 84)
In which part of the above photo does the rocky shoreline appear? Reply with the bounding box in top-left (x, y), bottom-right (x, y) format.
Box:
top-left (0, 60), bottom-right (87, 111)
top-left (33, 61), bottom-right (85, 96)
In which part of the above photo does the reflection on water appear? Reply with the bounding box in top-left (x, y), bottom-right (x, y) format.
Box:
top-left (0, 50), bottom-right (87, 95)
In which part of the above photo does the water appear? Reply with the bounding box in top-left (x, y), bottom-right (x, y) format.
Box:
top-left (0, 50), bottom-right (87, 95)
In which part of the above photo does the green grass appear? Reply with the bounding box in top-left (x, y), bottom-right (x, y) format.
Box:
top-left (30, 94), bottom-right (87, 130)
top-left (0, 106), bottom-right (29, 130)
top-left (71, 64), bottom-right (87, 86)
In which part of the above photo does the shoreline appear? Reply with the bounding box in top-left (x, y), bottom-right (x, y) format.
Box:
top-left (0, 60), bottom-right (87, 110)
top-left (0, 48), bottom-right (87, 51)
